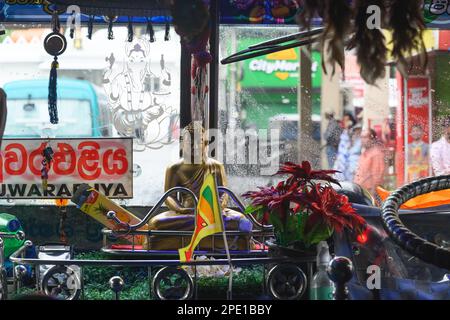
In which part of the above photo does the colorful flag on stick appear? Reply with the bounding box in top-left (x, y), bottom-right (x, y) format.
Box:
top-left (179, 173), bottom-right (224, 262)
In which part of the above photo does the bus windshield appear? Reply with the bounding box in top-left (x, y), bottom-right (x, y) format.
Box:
top-left (4, 99), bottom-right (93, 138)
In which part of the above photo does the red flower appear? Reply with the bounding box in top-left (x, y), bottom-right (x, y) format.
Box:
top-left (305, 186), bottom-right (366, 234)
top-left (243, 161), bottom-right (365, 247)
top-left (243, 181), bottom-right (301, 210)
top-left (277, 161), bottom-right (341, 186)
top-left (242, 181), bottom-right (303, 223)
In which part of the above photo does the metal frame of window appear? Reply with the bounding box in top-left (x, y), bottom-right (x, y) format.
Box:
top-left (208, 0), bottom-right (219, 132)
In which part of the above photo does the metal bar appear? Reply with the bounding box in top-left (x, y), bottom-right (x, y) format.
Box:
top-left (194, 265), bottom-right (198, 300)
top-left (0, 238), bottom-right (4, 267)
top-left (103, 229), bottom-right (269, 237)
top-left (35, 264), bottom-right (39, 293)
top-left (148, 267), bottom-right (152, 299)
top-left (248, 28), bottom-right (324, 50)
top-left (10, 256), bottom-right (297, 267)
top-left (262, 265), bottom-right (267, 296)
top-left (208, 0), bottom-right (219, 138)
top-left (80, 267), bottom-right (85, 301)
top-left (180, 41), bottom-right (192, 129)
top-left (10, 244), bottom-right (294, 267)
top-left (218, 187), bottom-right (273, 230)
top-left (0, 232), bottom-right (22, 238)
top-left (298, 46), bottom-right (313, 163)
top-left (108, 187), bottom-right (198, 231)
top-left (307, 261), bottom-right (314, 293)
top-left (101, 248), bottom-right (269, 257)
top-left (105, 187), bottom-right (273, 246)
top-left (221, 37), bottom-right (320, 65)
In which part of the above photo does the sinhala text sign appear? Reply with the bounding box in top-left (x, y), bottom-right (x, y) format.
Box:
top-left (0, 138), bottom-right (133, 199)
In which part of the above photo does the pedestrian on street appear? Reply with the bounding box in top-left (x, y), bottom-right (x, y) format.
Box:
top-left (334, 112), bottom-right (361, 181)
top-left (430, 117), bottom-right (450, 176)
top-left (323, 111), bottom-right (342, 169)
top-left (354, 129), bottom-right (386, 196)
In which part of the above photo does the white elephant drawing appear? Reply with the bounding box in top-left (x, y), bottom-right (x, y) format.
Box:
top-left (103, 38), bottom-right (178, 151)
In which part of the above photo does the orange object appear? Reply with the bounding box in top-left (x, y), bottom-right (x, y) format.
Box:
top-left (377, 186), bottom-right (450, 209)
top-left (71, 184), bottom-right (147, 246)
top-left (55, 199), bottom-right (69, 207)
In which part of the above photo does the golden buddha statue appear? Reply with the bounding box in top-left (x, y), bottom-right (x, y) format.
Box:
top-left (147, 122), bottom-right (253, 251)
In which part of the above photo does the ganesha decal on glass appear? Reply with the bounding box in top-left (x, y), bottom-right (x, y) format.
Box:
top-left (103, 38), bottom-right (179, 151)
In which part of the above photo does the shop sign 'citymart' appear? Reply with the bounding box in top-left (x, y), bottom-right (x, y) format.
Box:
top-left (238, 40), bottom-right (322, 89)
top-left (0, 138), bottom-right (133, 199)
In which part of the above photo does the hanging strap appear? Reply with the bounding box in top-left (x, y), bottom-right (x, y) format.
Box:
top-left (87, 15), bottom-right (94, 39)
top-left (107, 16), bottom-right (114, 40)
top-left (51, 10), bottom-right (61, 33)
top-left (127, 16), bottom-right (134, 42)
top-left (146, 17), bottom-right (155, 42)
top-left (69, 9), bottom-right (76, 39)
top-left (164, 16), bottom-right (170, 41)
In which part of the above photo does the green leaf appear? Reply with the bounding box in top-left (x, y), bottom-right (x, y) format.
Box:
top-left (270, 213), bottom-right (290, 246)
top-left (244, 204), bottom-right (263, 215)
top-left (286, 215), bottom-right (298, 233)
top-left (297, 212), bottom-right (308, 240)
top-left (269, 213), bottom-right (284, 233)
top-left (304, 223), bottom-right (333, 246)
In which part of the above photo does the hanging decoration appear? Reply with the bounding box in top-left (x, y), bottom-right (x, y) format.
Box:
top-left (228, 0), bottom-right (300, 23)
top-left (347, 0), bottom-right (387, 84)
top-left (69, 11), bottom-right (76, 39)
top-left (127, 16), bottom-right (134, 42)
top-left (189, 27), bottom-right (211, 123)
top-left (297, 0), bottom-right (427, 84)
top-left (164, 16), bottom-right (171, 41)
top-left (40, 143), bottom-right (54, 190)
top-left (87, 15), bottom-right (94, 40)
top-left (146, 17), bottom-right (156, 42)
top-left (106, 15), bottom-right (115, 40)
top-left (43, 11), bottom-right (67, 125)
top-left (170, 0), bottom-right (211, 124)
top-left (171, 0), bottom-right (209, 41)
top-left (55, 198), bottom-right (70, 244)
top-left (48, 0), bottom-right (171, 18)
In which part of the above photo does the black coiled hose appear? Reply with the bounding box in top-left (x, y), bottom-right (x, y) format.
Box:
top-left (381, 175), bottom-right (450, 270)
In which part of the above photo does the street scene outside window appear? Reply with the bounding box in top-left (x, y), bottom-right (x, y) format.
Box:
top-left (0, 0), bottom-right (449, 304)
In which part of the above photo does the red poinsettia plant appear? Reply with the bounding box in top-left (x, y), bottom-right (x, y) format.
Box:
top-left (243, 161), bottom-right (366, 249)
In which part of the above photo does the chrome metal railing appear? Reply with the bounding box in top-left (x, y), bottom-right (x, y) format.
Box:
top-left (102, 186), bottom-right (273, 255)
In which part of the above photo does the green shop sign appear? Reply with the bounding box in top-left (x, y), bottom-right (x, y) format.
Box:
top-left (237, 39), bottom-right (322, 89)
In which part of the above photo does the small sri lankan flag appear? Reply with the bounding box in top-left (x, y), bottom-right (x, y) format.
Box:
top-left (179, 173), bottom-right (223, 262)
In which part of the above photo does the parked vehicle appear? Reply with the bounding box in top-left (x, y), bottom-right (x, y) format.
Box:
top-left (3, 78), bottom-right (114, 139)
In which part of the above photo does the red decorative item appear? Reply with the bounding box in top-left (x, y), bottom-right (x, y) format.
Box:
top-left (243, 161), bottom-right (366, 248)
top-left (277, 161), bottom-right (341, 186)
top-left (305, 186), bottom-right (366, 234)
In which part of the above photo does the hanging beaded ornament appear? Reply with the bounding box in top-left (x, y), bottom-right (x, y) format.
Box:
top-left (43, 11), bottom-right (67, 125)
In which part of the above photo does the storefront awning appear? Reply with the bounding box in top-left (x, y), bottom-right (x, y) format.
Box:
top-left (1, 1), bottom-right (449, 29)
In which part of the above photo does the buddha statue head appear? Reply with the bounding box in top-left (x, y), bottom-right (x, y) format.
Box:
top-left (180, 121), bottom-right (208, 164)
